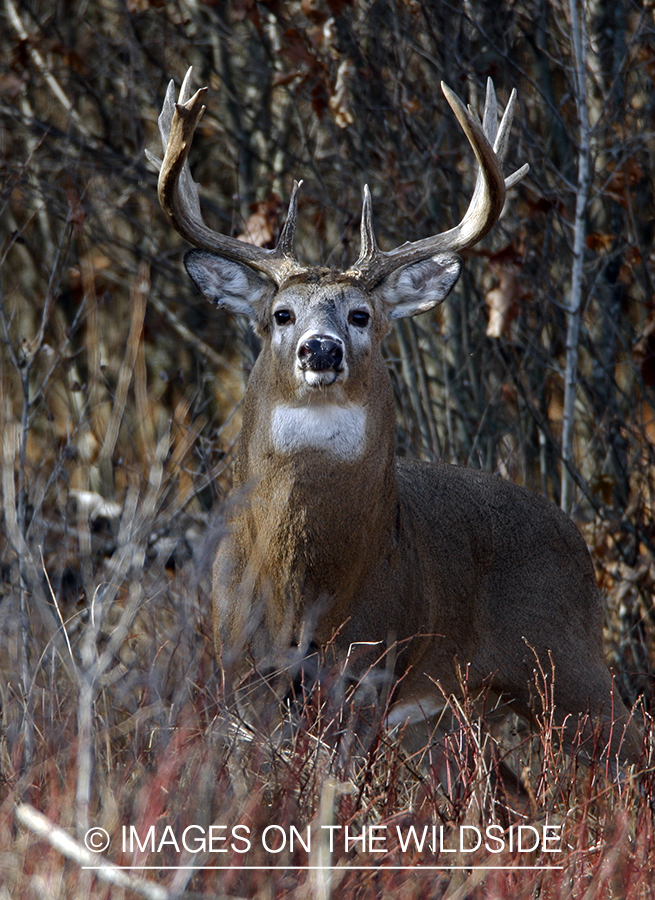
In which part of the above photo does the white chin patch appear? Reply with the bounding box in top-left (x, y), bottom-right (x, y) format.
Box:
top-left (302, 369), bottom-right (340, 387)
top-left (271, 404), bottom-right (366, 460)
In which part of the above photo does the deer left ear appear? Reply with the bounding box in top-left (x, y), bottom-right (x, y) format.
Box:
top-left (184, 248), bottom-right (272, 319)
top-left (377, 253), bottom-right (462, 319)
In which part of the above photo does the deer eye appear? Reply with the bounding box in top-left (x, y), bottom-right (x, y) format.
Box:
top-left (348, 310), bottom-right (370, 328)
top-left (274, 309), bottom-right (295, 326)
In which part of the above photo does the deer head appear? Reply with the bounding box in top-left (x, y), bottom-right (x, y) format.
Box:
top-left (148, 69), bottom-right (528, 468)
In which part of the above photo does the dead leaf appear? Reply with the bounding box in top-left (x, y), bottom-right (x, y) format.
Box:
top-left (586, 232), bottom-right (614, 253)
top-left (606, 158), bottom-right (643, 207)
top-left (641, 398), bottom-right (655, 445)
top-left (619, 246), bottom-right (644, 284)
top-left (272, 71), bottom-right (304, 87)
top-left (625, 246), bottom-right (642, 266)
top-left (237, 195), bottom-right (283, 248)
top-left (485, 264), bottom-right (525, 338)
top-left (301, 0), bottom-right (326, 22)
top-left (127, 0), bottom-right (163, 11)
top-left (282, 27), bottom-right (317, 68)
top-left (0, 72), bottom-right (27, 98)
top-left (328, 59), bottom-right (354, 128)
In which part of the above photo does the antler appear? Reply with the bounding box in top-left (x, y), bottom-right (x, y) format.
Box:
top-left (147, 67), bottom-right (306, 286)
top-left (348, 79), bottom-right (529, 288)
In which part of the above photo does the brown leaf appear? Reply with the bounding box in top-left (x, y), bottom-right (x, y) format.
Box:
top-left (326, 0), bottom-right (354, 14)
top-left (485, 264), bottom-right (524, 338)
top-left (619, 246), bottom-right (644, 284)
top-left (328, 59), bottom-right (354, 128)
top-left (488, 244), bottom-right (522, 266)
top-left (127, 0), bottom-right (163, 11)
top-left (0, 73), bottom-right (26, 98)
top-left (586, 232), bottom-right (614, 253)
top-left (625, 246), bottom-right (642, 266)
top-left (641, 399), bottom-right (655, 445)
top-left (301, 0), bottom-right (327, 22)
top-left (272, 71), bottom-right (304, 87)
top-left (590, 473), bottom-right (616, 506)
top-left (519, 191), bottom-right (566, 218)
top-left (606, 158), bottom-right (644, 207)
top-left (237, 195), bottom-right (283, 248)
top-left (282, 27), bottom-right (317, 68)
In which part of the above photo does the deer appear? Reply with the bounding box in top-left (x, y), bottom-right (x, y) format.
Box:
top-left (149, 67), bottom-right (642, 768)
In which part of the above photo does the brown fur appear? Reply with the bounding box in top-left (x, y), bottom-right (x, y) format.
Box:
top-left (154, 72), bottom-right (641, 766)
top-left (198, 271), bottom-right (641, 766)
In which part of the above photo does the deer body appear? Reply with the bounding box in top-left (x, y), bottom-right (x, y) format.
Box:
top-left (151, 70), bottom-right (641, 763)
top-left (209, 273), bottom-right (619, 747)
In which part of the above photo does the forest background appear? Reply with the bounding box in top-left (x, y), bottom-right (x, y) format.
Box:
top-left (1, 0), bottom-right (654, 897)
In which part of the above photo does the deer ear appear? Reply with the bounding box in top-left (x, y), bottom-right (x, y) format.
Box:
top-left (184, 249), bottom-right (272, 318)
top-left (377, 253), bottom-right (462, 319)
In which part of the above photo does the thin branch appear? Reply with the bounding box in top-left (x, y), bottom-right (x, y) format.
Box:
top-left (15, 804), bottom-right (170, 900)
top-left (561, 0), bottom-right (591, 514)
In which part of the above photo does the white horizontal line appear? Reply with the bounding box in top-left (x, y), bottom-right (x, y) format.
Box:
top-left (83, 865), bottom-right (564, 871)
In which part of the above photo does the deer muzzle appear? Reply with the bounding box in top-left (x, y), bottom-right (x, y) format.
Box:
top-left (298, 336), bottom-right (343, 370)
top-left (297, 335), bottom-right (344, 386)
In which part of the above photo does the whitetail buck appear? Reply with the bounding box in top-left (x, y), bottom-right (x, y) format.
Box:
top-left (150, 68), bottom-right (641, 765)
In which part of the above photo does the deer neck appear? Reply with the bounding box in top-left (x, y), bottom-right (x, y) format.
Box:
top-left (228, 359), bottom-right (399, 638)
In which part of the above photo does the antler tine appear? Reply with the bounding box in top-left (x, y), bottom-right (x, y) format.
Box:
top-left (276, 180), bottom-right (303, 260)
top-left (349, 80), bottom-right (529, 288)
top-left (178, 66), bottom-right (196, 106)
top-left (360, 185), bottom-right (379, 257)
top-left (348, 184), bottom-right (377, 274)
top-left (150, 67), bottom-right (305, 285)
top-left (495, 87), bottom-right (530, 190)
top-left (482, 77), bottom-right (498, 148)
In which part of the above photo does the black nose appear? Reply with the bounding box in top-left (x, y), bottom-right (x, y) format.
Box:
top-left (298, 337), bottom-right (343, 371)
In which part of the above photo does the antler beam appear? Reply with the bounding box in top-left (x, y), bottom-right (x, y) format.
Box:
top-left (147, 67), bottom-right (306, 286)
top-left (348, 79), bottom-right (530, 288)
top-left (149, 72), bottom-right (527, 290)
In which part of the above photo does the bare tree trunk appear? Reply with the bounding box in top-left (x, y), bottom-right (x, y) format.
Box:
top-left (561, 0), bottom-right (591, 514)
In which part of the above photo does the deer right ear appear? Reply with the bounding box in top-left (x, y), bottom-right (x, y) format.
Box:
top-left (184, 249), bottom-right (272, 319)
top-left (377, 253), bottom-right (462, 319)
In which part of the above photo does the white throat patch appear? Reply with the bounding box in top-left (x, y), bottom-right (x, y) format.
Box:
top-left (271, 404), bottom-right (367, 460)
